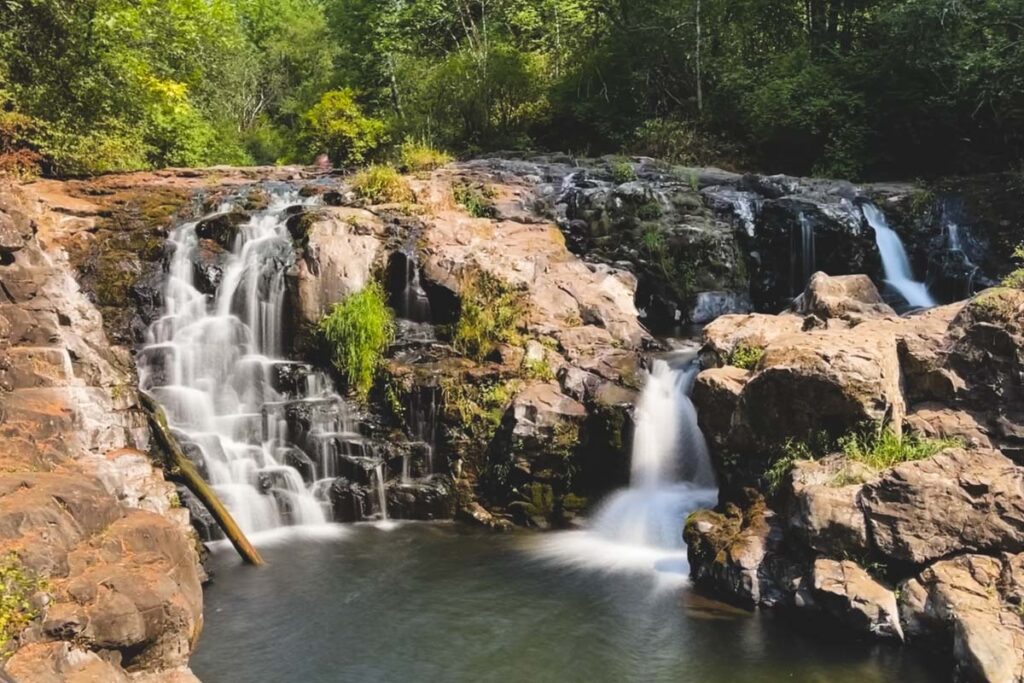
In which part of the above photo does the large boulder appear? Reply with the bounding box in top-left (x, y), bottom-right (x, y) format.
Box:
top-left (286, 207), bottom-right (385, 335)
top-left (736, 327), bottom-right (905, 447)
top-left (787, 456), bottom-right (872, 558)
top-left (699, 313), bottom-right (804, 368)
top-left (900, 553), bottom-right (1024, 683)
top-left (790, 272), bottom-right (896, 322)
top-left (811, 558), bottom-right (903, 640)
top-left (861, 448), bottom-right (1024, 565)
top-left (684, 495), bottom-right (793, 608)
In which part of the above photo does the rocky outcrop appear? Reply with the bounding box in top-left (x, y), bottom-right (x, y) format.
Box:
top-left (0, 180), bottom-right (206, 680)
top-left (687, 270), bottom-right (1024, 682)
top-left (861, 448), bottom-right (1024, 565)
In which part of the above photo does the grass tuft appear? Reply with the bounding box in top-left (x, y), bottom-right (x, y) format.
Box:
top-left (1, 553), bottom-right (46, 657)
top-left (452, 182), bottom-right (497, 218)
top-left (319, 282), bottom-right (395, 401)
top-left (397, 139), bottom-right (452, 173)
top-left (351, 164), bottom-right (412, 204)
top-left (453, 270), bottom-right (527, 361)
top-left (728, 343), bottom-right (765, 371)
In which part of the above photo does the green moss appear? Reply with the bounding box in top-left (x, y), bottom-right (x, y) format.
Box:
top-left (319, 282), bottom-right (395, 401)
top-left (351, 164), bottom-right (412, 204)
top-left (452, 182), bottom-right (497, 218)
top-left (510, 483), bottom-right (555, 520)
top-left (728, 343), bottom-right (764, 371)
top-left (968, 287), bottom-right (1022, 323)
top-left (453, 270), bottom-right (527, 361)
top-left (0, 553), bottom-right (46, 658)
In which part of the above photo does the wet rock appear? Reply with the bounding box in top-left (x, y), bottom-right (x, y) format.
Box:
top-left (861, 448), bottom-right (1024, 565)
top-left (689, 290), bottom-right (753, 324)
top-left (684, 494), bottom-right (792, 608)
top-left (790, 272), bottom-right (896, 323)
top-left (327, 478), bottom-right (378, 522)
top-left (899, 553), bottom-right (1024, 683)
top-left (191, 238), bottom-right (226, 294)
top-left (194, 211), bottom-right (248, 250)
top-left (386, 476), bottom-right (456, 520)
top-left (811, 559), bottom-right (903, 640)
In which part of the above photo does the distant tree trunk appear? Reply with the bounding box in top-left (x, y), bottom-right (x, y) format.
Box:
top-left (695, 0), bottom-right (703, 114)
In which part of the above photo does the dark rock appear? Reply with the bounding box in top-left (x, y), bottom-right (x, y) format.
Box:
top-left (194, 211), bottom-right (248, 250)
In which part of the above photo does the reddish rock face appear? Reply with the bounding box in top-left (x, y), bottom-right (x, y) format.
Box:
top-left (0, 179), bottom-right (205, 680)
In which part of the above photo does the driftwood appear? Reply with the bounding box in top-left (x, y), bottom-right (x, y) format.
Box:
top-left (140, 393), bottom-right (265, 567)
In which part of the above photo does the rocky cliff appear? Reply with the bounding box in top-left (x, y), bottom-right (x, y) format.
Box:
top-left (685, 273), bottom-right (1024, 683)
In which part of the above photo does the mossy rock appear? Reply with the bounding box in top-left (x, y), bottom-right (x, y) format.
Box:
top-left (195, 211), bottom-right (249, 250)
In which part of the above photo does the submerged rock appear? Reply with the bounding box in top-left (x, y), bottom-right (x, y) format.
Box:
top-left (811, 559), bottom-right (903, 640)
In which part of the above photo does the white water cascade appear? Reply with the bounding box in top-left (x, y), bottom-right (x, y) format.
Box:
top-left (138, 190), bottom-right (383, 535)
top-left (533, 353), bottom-right (718, 576)
top-left (862, 203), bottom-right (936, 309)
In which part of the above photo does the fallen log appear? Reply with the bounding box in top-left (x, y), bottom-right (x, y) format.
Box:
top-left (140, 392), bottom-right (265, 567)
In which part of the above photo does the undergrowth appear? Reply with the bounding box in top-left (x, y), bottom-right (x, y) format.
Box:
top-left (453, 270), bottom-right (526, 361)
top-left (452, 182), bottom-right (497, 218)
top-left (351, 164), bottom-right (412, 204)
top-left (1003, 244), bottom-right (1024, 289)
top-left (0, 553), bottom-right (45, 657)
top-left (319, 282), bottom-right (395, 401)
top-left (397, 139), bottom-right (452, 173)
top-left (728, 343), bottom-right (765, 371)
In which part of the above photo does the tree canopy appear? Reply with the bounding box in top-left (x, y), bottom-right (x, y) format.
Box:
top-left (1, 0), bottom-right (1022, 179)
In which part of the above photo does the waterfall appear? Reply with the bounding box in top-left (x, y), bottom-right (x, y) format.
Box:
top-left (533, 353), bottom-right (717, 573)
top-left (138, 190), bottom-right (369, 535)
top-left (590, 356), bottom-right (716, 549)
top-left (791, 213), bottom-right (816, 295)
top-left (862, 203), bottom-right (936, 309)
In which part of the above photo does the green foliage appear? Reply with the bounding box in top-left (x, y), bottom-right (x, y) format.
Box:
top-left (522, 357), bottom-right (555, 382)
top-left (453, 270), bottom-right (527, 361)
top-left (610, 158), bottom-right (636, 184)
top-left (452, 182), bottom-right (497, 218)
top-left (350, 164), bottom-right (411, 204)
top-left (397, 139), bottom-right (452, 173)
top-left (319, 282), bottom-right (395, 401)
top-left (838, 429), bottom-right (959, 471)
top-left (303, 89), bottom-right (386, 166)
top-left (441, 376), bottom-right (519, 462)
top-left (728, 344), bottom-right (765, 371)
top-left (765, 454), bottom-right (796, 495)
top-left (636, 202), bottom-right (663, 221)
top-left (0, 553), bottom-right (45, 657)
top-left (1003, 245), bottom-right (1024, 289)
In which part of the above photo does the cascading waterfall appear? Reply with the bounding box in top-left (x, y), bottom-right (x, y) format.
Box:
top-left (791, 213), bottom-right (816, 295)
top-left (138, 189), bottom-right (387, 534)
top-left (862, 203), bottom-right (936, 309)
top-left (535, 352), bottom-right (717, 573)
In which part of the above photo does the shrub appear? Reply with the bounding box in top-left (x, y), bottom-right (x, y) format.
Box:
top-left (1003, 244), bottom-right (1024, 289)
top-left (609, 158), bottom-right (636, 184)
top-left (630, 118), bottom-right (730, 167)
top-left (397, 139), bottom-right (452, 173)
top-left (303, 89), bottom-right (387, 167)
top-left (0, 553), bottom-right (45, 656)
top-left (0, 110), bottom-right (42, 179)
top-left (452, 182), bottom-right (497, 218)
top-left (319, 282), bottom-right (395, 401)
top-left (728, 344), bottom-right (765, 371)
top-left (838, 428), bottom-right (959, 471)
top-left (351, 164), bottom-right (412, 204)
top-left (636, 201), bottom-right (663, 220)
top-left (453, 270), bottom-right (526, 361)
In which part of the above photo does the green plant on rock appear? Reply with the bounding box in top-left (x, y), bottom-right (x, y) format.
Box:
top-left (453, 270), bottom-right (527, 361)
top-left (522, 357), bottom-right (555, 382)
top-left (838, 428), bottom-right (959, 471)
top-left (0, 553), bottom-right (45, 657)
top-left (509, 483), bottom-right (555, 521)
top-left (1003, 244), bottom-right (1024, 289)
top-left (398, 139), bottom-right (452, 173)
top-left (636, 201), bottom-right (663, 221)
top-left (441, 377), bottom-right (520, 469)
top-left (452, 182), bottom-right (497, 218)
top-left (351, 164), bottom-right (412, 204)
top-left (610, 158), bottom-right (636, 184)
top-left (728, 343), bottom-right (765, 371)
top-left (765, 453), bottom-right (797, 495)
top-left (319, 283), bottom-right (395, 402)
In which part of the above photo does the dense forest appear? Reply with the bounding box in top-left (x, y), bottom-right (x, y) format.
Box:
top-left (1, 0), bottom-right (1023, 180)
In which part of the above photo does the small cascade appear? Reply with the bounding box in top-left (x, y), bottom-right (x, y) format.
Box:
top-left (534, 352), bottom-right (717, 574)
top-left (138, 189), bottom-right (388, 535)
top-left (397, 248), bottom-right (432, 323)
top-left (791, 213), bottom-right (816, 295)
top-left (862, 203), bottom-right (936, 309)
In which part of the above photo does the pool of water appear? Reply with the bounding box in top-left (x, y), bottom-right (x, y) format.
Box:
top-left (192, 523), bottom-right (940, 683)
